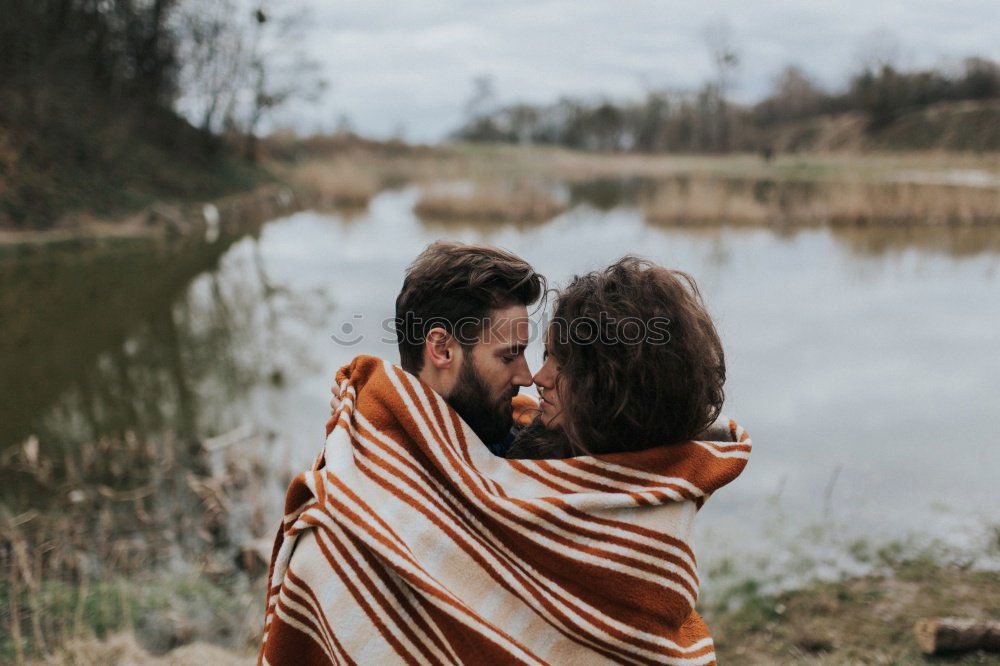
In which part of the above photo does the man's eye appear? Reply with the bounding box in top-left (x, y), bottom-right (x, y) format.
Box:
top-left (502, 356), bottom-right (515, 364)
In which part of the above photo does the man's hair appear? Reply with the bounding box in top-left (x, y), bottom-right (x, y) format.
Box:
top-left (535, 256), bottom-right (725, 457)
top-left (395, 241), bottom-right (544, 373)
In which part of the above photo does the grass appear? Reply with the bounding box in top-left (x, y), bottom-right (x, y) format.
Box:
top-left (704, 530), bottom-right (1000, 664)
top-left (1, 573), bottom-right (261, 662)
top-left (707, 561), bottom-right (1000, 664)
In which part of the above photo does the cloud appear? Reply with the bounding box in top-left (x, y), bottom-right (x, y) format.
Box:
top-left (271, 0), bottom-right (1000, 141)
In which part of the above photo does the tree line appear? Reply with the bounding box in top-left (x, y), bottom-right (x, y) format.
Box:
top-left (0, 0), bottom-right (320, 156)
top-left (0, 0), bottom-right (320, 227)
top-left (453, 58), bottom-right (1000, 153)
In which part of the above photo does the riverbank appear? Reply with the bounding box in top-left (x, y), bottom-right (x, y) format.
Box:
top-left (707, 542), bottom-right (1000, 663)
top-left (5, 142), bottom-right (1000, 250)
top-left (4, 419), bottom-right (997, 663)
top-left (0, 183), bottom-right (301, 256)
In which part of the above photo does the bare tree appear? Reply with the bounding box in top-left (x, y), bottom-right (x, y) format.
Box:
top-left (703, 18), bottom-right (740, 99)
top-left (175, 0), bottom-right (325, 160)
top-left (464, 74), bottom-right (497, 122)
top-left (243, 2), bottom-right (326, 160)
top-left (701, 18), bottom-right (741, 151)
top-left (175, 0), bottom-right (250, 135)
top-left (854, 27), bottom-right (901, 74)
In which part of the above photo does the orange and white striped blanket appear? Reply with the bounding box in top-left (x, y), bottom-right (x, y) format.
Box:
top-left (258, 355), bottom-right (751, 665)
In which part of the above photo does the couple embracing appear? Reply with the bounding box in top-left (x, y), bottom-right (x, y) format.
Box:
top-left (259, 241), bottom-right (751, 665)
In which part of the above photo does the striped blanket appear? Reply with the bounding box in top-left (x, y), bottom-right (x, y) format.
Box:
top-left (259, 355), bottom-right (751, 665)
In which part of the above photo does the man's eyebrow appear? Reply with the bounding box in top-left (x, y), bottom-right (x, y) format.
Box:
top-left (506, 343), bottom-right (528, 354)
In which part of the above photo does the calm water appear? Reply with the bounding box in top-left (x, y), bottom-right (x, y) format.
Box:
top-left (4, 185), bottom-right (1000, 584)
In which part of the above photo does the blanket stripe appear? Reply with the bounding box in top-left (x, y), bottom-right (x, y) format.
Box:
top-left (259, 355), bottom-right (750, 665)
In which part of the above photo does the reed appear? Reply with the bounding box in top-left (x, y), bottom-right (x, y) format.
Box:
top-left (0, 428), bottom-right (277, 662)
top-left (641, 178), bottom-right (771, 225)
top-left (414, 182), bottom-right (565, 223)
top-left (290, 160), bottom-right (380, 210)
top-left (642, 175), bottom-right (1000, 226)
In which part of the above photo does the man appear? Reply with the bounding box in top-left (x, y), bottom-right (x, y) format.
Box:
top-left (386, 240), bottom-right (543, 454)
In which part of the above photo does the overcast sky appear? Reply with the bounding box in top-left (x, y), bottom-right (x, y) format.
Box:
top-left (272, 0), bottom-right (1000, 141)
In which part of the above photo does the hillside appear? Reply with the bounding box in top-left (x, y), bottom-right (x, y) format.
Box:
top-left (742, 100), bottom-right (1000, 153)
top-left (0, 102), bottom-right (267, 230)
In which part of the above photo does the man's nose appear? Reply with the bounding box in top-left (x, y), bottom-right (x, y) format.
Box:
top-left (511, 356), bottom-right (533, 387)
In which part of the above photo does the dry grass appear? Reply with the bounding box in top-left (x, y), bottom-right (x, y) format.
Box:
top-left (33, 633), bottom-right (252, 665)
top-left (819, 181), bottom-right (1000, 225)
top-left (414, 182), bottom-right (565, 223)
top-left (279, 144), bottom-right (1000, 227)
top-left (642, 178), bottom-right (772, 225)
top-left (447, 142), bottom-right (1000, 184)
top-left (289, 160), bottom-right (381, 210)
top-left (0, 429), bottom-right (278, 662)
top-left (642, 176), bottom-right (1000, 226)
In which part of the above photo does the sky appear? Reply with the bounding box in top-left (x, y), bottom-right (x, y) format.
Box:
top-left (267, 0), bottom-right (1000, 142)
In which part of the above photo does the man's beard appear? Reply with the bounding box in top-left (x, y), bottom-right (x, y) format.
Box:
top-left (447, 355), bottom-right (518, 445)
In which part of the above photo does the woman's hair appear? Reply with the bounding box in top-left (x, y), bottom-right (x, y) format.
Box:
top-left (510, 256), bottom-right (725, 458)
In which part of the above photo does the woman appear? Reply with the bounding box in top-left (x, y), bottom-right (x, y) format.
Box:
top-left (506, 255), bottom-right (727, 459)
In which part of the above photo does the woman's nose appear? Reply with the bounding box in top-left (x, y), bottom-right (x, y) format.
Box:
top-left (533, 359), bottom-right (554, 389)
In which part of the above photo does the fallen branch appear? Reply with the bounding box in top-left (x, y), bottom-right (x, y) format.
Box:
top-left (914, 617), bottom-right (1000, 655)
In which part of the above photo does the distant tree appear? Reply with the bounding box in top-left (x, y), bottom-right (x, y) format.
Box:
top-left (590, 103), bottom-right (624, 151)
top-left (458, 74), bottom-right (504, 141)
top-left (633, 92), bottom-right (669, 152)
top-left (334, 113), bottom-right (354, 135)
top-left (853, 28), bottom-right (901, 74)
top-left (502, 104), bottom-right (541, 144)
top-left (960, 57), bottom-right (1000, 99)
top-left (754, 66), bottom-right (826, 125)
top-left (465, 74), bottom-right (497, 120)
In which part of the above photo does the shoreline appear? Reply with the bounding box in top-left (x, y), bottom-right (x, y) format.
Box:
top-left (18, 553), bottom-right (999, 665)
top-left (0, 183), bottom-right (304, 254)
top-left (4, 147), bottom-right (1000, 252)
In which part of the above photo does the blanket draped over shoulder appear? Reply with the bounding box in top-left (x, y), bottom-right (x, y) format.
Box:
top-left (258, 355), bottom-right (751, 666)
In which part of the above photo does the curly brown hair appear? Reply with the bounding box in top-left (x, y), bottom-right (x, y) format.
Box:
top-left (508, 257), bottom-right (725, 458)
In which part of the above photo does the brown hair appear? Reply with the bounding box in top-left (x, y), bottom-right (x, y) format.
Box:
top-left (395, 241), bottom-right (544, 373)
top-left (512, 256), bottom-right (724, 458)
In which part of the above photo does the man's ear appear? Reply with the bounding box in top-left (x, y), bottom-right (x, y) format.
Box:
top-left (425, 327), bottom-right (458, 370)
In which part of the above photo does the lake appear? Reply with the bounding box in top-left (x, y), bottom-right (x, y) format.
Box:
top-left (3, 183), bottom-right (999, 590)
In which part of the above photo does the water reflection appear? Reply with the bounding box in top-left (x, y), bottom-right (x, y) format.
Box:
top-left (1, 185), bottom-right (998, 586)
top-left (2, 239), bottom-right (232, 450)
top-left (0, 234), bottom-right (334, 480)
top-left (829, 224), bottom-right (1000, 259)
top-left (566, 177), bottom-right (653, 210)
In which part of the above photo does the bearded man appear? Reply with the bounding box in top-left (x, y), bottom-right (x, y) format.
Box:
top-left (385, 240), bottom-right (543, 453)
